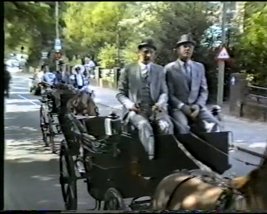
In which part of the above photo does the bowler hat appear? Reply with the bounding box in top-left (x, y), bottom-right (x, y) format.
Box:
top-left (138, 38), bottom-right (157, 50)
top-left (175, 34), bottom-right (196, 48)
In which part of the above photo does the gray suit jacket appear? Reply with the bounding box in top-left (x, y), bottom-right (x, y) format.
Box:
top-left (164, 60), bottom-right (208, 109)
top-left (116, 62), bottom-right (169, 120)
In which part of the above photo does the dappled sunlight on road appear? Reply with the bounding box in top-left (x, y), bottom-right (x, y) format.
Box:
top-left (4, 158), bottom-right (63, 210)
top-left (5, 99), bottom-right (40, 104)
top-left (5, 104), bottom-right (40, 113)
top-left (5, 126), bottom-right (39, 132)
top-left (5, 139), bottom-right (59, 162)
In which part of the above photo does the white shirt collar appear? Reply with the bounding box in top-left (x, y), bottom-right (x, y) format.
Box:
top-left (178, 59), bottom-right (192, 66)
top-left (139, 62), bottom-right (152, 72)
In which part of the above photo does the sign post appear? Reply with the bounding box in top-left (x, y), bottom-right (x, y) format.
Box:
top-left (54, 38), bottom-right (62, 51)
top-left (41, 51), bottom-right (48, 60)
top-left (216, 47), bottom-right (230, 106)
top-left (54, 38), bottom-right (62, 71)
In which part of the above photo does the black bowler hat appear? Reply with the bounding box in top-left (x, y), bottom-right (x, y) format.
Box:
top-left (175, 34), bottom-right (196, 48)
top-left (138, 38), bottom-right (157, 51)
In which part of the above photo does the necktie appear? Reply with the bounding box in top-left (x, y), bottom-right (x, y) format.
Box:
top-left (184, 62), bottom-right (191, 85)
top-left (142, 65), bottom-right (149, 79)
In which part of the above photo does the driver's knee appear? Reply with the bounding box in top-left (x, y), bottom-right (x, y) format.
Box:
top-left (176, 124), bottom-right (190, 134)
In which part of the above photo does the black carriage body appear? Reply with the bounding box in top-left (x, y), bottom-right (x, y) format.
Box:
top-left (176, 132), bottom-right (231, 174)
top-left (78, 116), bottom-right (230, 201)
top-left (58, 110), bottom-right (231, 208)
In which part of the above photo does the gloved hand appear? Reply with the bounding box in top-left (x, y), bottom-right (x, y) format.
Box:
top-left (152, 104), bottom-right (161, 112)
top-left (190, 104), bottom-right (200, 118)
top-left (181, 104), bottom-right (192, 116)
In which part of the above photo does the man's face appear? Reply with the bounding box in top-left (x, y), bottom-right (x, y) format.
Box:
top-left (177, 43), bottom-right (194, 60)
top-left (138, 47), bottom-right (155, 64)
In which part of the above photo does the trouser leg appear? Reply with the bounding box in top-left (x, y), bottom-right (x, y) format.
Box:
top-left (197, 108), bottom-right (222, 132)
top-left (171, 110), bottom-right (190, 134)
top-left (128, 112), bottom-right (155, 159)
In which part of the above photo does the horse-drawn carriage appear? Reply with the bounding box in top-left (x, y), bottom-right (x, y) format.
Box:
top-left (39, 82), bottom-right (96, 154)
top-left (51, 88), bottom-right (231, 211)
top-left (37, 82), bottom-right (267, 211)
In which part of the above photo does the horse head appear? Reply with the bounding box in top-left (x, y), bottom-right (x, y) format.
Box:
top-left (68, 90), bottom-right (99, 116)
top-left (231, 148), bottom-right (267, 210)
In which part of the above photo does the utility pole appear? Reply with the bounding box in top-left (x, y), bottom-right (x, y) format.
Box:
top-left (217, 1), bottom-right (227, 106)
top-left (55, 2), bottom-right (60, 71)
top-left (55, 2), bottom-right (59, 40)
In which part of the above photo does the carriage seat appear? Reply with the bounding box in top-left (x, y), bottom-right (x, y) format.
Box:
top-left (78, 116), bottom-right (110, 140)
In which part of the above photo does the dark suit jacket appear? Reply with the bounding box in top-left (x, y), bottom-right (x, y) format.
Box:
top-left (164, 60), bottom-right (208, 109)
top-left (116, 62), bottom-right (169, 120)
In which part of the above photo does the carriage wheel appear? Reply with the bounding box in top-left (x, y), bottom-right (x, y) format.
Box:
top-left (59, 142), bottom-right (78, 210)
top-left (103, 188), bottom-right (126, 210)
top-left (39, 106), bottom-right (49, 147)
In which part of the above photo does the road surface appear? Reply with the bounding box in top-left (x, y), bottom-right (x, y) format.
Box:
top-left (4, 72), bottom-right (264, 210)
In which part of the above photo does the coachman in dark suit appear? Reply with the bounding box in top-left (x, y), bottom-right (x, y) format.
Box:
top-left (164, 34), bottom-right (221, 134)
top-left (116, 39), bottom-right (174, 159)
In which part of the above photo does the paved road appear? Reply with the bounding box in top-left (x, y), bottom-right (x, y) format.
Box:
top-left (4, 72), bottom-right (264, 210)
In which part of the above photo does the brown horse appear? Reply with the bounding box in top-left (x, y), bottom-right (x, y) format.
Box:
top-left (66, 90), bottom-right (99, 116)
top-left (52, 84), bottom-right (99, 116)
top-left (152, 149), bottom-right (267, 211)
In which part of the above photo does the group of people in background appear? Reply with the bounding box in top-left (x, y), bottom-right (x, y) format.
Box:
top-left (30, 55), bottom-right (96, 95)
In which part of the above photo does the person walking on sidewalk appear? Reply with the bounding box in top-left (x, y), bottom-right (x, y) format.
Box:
top-left (4, 64), bottom-right (11, 98)
top-left (116, 39), bottom-right (174, 160)
top-left (164, 34), bottom-right (221, 134)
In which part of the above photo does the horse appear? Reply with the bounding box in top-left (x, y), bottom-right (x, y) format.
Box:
top-left (152, 148), bottom-right (267, 211)
top-left (51, 83), bottom-right (99, 117)
top-left (66, 89), bottom-right (99, 116)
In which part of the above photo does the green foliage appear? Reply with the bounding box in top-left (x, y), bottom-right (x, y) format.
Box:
top-left (234, 3), bottom-right (267, 86)
top-left (4, 2), bottom-right (57, 66)
top-left (98, 44), bottom-right (118, 69)
top-left (63, 2), bottom-right (131, 59)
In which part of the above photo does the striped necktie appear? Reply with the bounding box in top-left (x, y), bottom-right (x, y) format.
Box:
top-left (184, 62), bottom-right (191, 84)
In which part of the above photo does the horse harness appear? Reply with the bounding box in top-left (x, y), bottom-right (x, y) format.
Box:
top-left (166, 170), bottom-right (246, 211)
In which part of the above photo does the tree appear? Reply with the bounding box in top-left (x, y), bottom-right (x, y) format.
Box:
top-left (62, 2), bottom-right (132, 59)
top-left (234, 3), bottom-right (267, 86)
top-left (4, 2), bottom-right (57, 66)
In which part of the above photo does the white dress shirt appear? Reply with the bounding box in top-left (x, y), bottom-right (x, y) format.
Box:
top-left (139, 62), bottom-right (151, 77)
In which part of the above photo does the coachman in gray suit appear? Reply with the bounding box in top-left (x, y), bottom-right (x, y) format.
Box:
top-left (164, 34), bottom-right (220, 134)
top-left (116, 39), bottom-right (174, 160)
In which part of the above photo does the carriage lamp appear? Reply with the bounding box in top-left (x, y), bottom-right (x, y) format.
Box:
top-left (104, 112), bottom-right (122, 136)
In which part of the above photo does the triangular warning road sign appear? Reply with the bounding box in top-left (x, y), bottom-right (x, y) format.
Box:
top-left (217, 47), bottom-right (230, 60)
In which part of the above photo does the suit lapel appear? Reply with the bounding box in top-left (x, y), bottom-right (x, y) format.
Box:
top-left (132, 64), bottom-right (141, 103)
